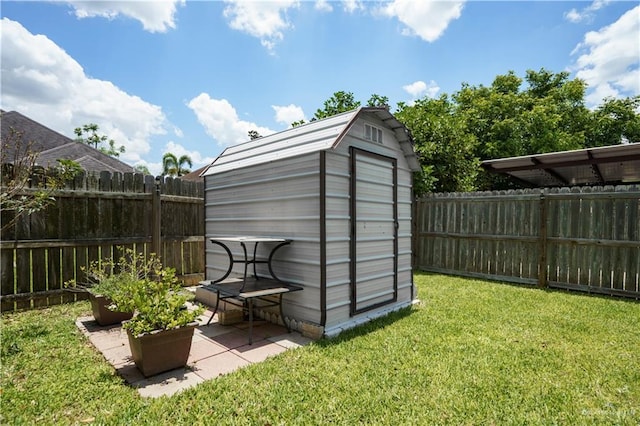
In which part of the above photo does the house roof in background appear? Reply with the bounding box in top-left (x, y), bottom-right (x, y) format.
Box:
top-left (481, 142), bottom-right (640, 187)
top-left (201, 107), bottom-right (420, 176)
top-left (180, 165), bottom-right (206, 181)
top-left (1, 110), bottom-right (136, 174)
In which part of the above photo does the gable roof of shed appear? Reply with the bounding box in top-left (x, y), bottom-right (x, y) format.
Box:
top-left (201, 107), bottom-right (420, 176)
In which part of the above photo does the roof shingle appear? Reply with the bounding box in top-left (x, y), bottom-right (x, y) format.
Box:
top-left (1, 110), bottom-right (136, 174)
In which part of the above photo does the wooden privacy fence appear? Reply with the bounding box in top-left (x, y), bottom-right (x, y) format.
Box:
top-left (414, 185), bottom-right (640, 299)
top-left (4, 169), bottom-right (639, 312)
top-left (1, 170), bottom-right (205, 312)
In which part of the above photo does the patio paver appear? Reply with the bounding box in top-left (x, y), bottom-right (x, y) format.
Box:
top-left (75, 308), bottom-right (312, 398)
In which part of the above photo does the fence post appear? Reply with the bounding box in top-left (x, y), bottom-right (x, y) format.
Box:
top-left (538, 192), bottom-right (548, 288)
top-left (411, 197), bottom-right (417, 271)
top-left (152, 176), bottom-right (161, 258)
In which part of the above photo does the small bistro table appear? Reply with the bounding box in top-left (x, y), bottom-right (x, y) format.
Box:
top-left (200, 236), bottom-right (302, 344)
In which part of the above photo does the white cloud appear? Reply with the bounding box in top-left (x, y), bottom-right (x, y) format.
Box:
top-left (272, 104), bottom-right (306, 127)
top-left (0, 18), bottom-right (168, 166)
top-left (166, 141), bottom-right (214, 168)
top-left (403, 81), bottom-right (426, 98)
top-left (564, 9), bottom-right (583, 24)
top-left (66, 0), bottom-right (184, 32)
top-left (383, 0), bottom-right (464, 42)
top-left (570, 5), bottom-right (640, 106)
top-left (342, 0), bottom-right (364, 14)
top-left (403, 80), bottom-right (440, 100)
top-left (187, 93), bottom-right (275, 146)
top-left (315, 0), bottom-right (333, 13)
top-left (137, 141), bottom-right (216, 176)
top-left (564, 0), bottom-right (612, 24)
top-left (223, 0), bottom-right (299, 52)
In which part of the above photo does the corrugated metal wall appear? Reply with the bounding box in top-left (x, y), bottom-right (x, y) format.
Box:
top-left (203, 114), bottom-right (416, 333)
top-left (204, 153), bottom-right (323, 325)
top-left (324, 117), bottom-right (415, 332)
top-left (323, 151), bottom-right (352, 327)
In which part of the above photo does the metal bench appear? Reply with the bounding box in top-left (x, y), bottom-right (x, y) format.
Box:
top-left (201, 237), bottom-right (302, 344)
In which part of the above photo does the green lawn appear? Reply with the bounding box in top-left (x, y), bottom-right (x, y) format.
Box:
top-left (2, 273), bottom-right (639, 425)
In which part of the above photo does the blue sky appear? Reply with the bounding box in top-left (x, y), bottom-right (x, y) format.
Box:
top-left (1, 1), bottom-right (638, 175)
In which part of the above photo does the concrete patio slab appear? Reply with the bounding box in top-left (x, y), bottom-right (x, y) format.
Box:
top-left (75, 311), bottom-right (313, 398)
top-left (230, 339), bottom-right (289, 363)
top-left (191, 350), bottom-right (251, 381)
top-left (133, 369), bottom-right (205, 398)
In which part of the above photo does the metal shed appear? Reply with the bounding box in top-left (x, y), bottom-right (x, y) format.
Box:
top-left (198, 107), bottom-right (421, 337)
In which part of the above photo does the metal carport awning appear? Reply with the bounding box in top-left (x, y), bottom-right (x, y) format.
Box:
top-left (481, 142), bottom-right (640, 187)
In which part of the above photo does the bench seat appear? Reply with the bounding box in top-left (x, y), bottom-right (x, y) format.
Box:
top-left (198, 278), bottom-right (302, 344)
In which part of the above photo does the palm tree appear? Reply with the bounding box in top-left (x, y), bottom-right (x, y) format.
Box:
top-left (162, 153), bottom-right (192, 177)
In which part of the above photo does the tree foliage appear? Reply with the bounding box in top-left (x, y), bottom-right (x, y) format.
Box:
top-left (314, 91), bottom-right (361, 120)
top-left (74, 123), bottom-right (125, 158)
top-left (248, 130), bottom-right (262, 140)
top-left (162, 153), bottom-right (192, 177)
top-left (134, 164), bottom-right (151, 175)
top-left (398, 68), bottom-right (640, 192)
top-left (305, 72), bottom-right (640, 195)
top-left (1, 127), bottom-right (82, 231)
top-left (585, 96), bottom-right (640, 147)
top-left (396, 96), bottom-right (478, 194)
top-left (366, 94), bottom-right (389, 108)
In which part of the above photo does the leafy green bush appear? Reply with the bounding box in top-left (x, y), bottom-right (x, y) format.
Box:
top-left (65, 249), bottom-right (146, 301)
top-left (66, 248), bottom-right (204, 335)
top-left (108, 252), bottom-right (204, 336)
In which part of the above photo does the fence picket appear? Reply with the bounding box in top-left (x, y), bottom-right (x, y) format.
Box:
top-left (4, 169), bottom-right (639, 310)
top-left (416, 186), bottom-right (640, 299)
top-left (0, 169), bottom-right (205, 311)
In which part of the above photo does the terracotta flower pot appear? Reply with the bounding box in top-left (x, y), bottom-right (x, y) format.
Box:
top-left (90, 294), bottom-right (133, 326)
top-left (126, 323), bottom-right (198, 377)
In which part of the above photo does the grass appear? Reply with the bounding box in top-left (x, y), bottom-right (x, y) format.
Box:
top-left (2, 273), bottom-right (639, 425)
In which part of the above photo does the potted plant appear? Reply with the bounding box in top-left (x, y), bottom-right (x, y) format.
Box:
top-left (65, 251), bottom-right (138, 326)
top-left (109, 253), bottom-right (204, 377)
top-left (86, 277), bottom-right (135, 326)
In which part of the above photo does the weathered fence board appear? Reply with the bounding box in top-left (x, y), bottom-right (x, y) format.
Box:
top-left (5, 168), bottom-right (638, 310)
top-left (415, 185), bottom-right (640, 299)
top-left (1, 170), bottom-right (205, 312)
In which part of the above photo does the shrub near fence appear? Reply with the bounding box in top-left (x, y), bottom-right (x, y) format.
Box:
top-left (414, 185), bottom-right (640, 299)
top-left (1, 170), bottom-right (205, 312)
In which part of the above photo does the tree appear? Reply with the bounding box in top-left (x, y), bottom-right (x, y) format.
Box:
top-left (396, 96), bottom-right (478, 194)
top-left (74, 123), bottom-right (125, 158)
top-left (585, 96), bottom-right (640, 147)
top-left (1, 127), bottom-right (81, 231)
top-left (401, 68), bottom-right (639, 191)
top-left (450, 69), bottom-right (590, 163)
top-left (134, 164), bottom-right (151, 175)
top-left (314, 91), bottom-right (361, 120)
top-left (447, 69), bottom-right (591, 189)
top-left (162, 153), bottom-right (192, 177)
top-left (248, 130), bottom-right (262, 140)
top-left (366, 94), bottom-right (389, 108)
top-left (310, 75), bottom-right (639, 194)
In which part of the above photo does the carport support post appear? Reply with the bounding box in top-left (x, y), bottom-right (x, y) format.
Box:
top-left (538, 193), bottom-right (548, 288)
top-left (152, 176), bottom-right (162, 258)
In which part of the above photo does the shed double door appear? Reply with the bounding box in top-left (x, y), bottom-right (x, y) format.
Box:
top-left (350, 147), bottom-right (398, 315)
